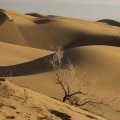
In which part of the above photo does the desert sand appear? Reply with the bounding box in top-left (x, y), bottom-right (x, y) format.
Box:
top-left (0, 79), bottom-right (107, 120)
top-left (0, 9), bottom-right (120, 120)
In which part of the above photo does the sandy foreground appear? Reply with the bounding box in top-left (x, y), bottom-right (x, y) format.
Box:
top-left (0, 79), bottom-right (107, 120)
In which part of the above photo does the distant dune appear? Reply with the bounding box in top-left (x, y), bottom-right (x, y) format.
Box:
top-left (0, 10), bottom-right (120, 50)
top-left (25, 13), bottom-right (45, 18)
top-left (97, 19), bottom-right (120, 27)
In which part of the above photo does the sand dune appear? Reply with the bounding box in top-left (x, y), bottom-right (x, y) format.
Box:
top-left (11, 45), bottom-right (120, 96)
top-left (97, 19), bottom-right (120, 27)
top-left (0, 55), bottom-right (51, 76)
top-left (0, 42), bottom-right (53, 66)
top-left (25, 13), bottom-right (45, 18)
top-left (0, 80), bottom-right (106, 120)
top-left (0, 10), bottom-right (120, 50)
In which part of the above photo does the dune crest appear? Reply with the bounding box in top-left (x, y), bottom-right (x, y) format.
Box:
top-left (97, 19), bottom-right (120, 27)
top-left (0, 10), bottom-right (120, 50)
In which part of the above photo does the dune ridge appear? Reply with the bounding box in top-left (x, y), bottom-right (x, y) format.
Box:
top-left (97, 19), bottom-right (120, 27)
top-left (0, 42), bottom-right (53, 66)
top-left (0, 10), bottom-right (120, 50)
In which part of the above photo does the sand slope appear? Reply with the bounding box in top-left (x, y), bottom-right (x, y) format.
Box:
top-left (0, 42), bottom-right (53, 66)
top-left (0, 20), bottom-right (27, 46)
top-left (0, 80), bottom-right (107, 120)
top-left (12, 45), bottom-right (120, 120)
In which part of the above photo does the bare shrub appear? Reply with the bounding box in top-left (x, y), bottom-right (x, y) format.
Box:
top-left (49, 47), bottom-right (86, 102)
top-left (49, 47), bottom-right (108, 108)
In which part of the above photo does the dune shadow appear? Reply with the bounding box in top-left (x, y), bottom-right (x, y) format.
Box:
top-left (0, 34), bottom-right (120, 77)
top-left (65, 34), bottom-right (120, 49)
top-left (25, 13), bottom-right (44, 18)
top-left (0, 11), bottom-right (8, 24)
top-left (26, 13), bottom-right (58, 19)
top-left (49, 110), bottom-right (71, 120)
top-left (85, 114), bottom-right (97, 120)
top-left (47, 15), bottom-right (56, 17)
top-left (0, 50), bottom-right (84, 77)
top-left (34, 18), bottom-right (52, 24)
top-left (0, 54), bottom-right (53, 77)
top-left (97, 19), bottom-right (120, 27)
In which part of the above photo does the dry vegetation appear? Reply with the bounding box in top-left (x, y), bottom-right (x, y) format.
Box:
top-left (49, 47), bottom-right (109, 110)
top-left (0, 78), bottom-right (107, 120)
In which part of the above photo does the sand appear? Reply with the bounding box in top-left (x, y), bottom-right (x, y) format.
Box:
top-left (97, 19), bottom-right (120, 27)
top-left (0, 9), bottom-right (120, 120)
top-left (0, 79), bottom-right (107, 120)
top-left (0, 42), bottom-right (53, 66)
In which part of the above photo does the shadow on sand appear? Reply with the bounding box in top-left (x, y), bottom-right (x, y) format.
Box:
top-left (49, 110), bottom-right (71, 120)
top-left (0, 34), bottom-right (120, 77)
top-left (34, 18), bottom-right (52, 24)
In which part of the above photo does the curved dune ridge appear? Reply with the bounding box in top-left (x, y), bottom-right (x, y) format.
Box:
top-left (25, 13), bottom-right (45, 18)
top-left (97, 19), bottom-right (120, 27)
top-left (0, 9), bottom-right (120, 120)
top-left (0, 10), bottom-right (120, 50)
top-left (0, 42), bottom-right (53, 66)
top-left (1, 45), bottom-right (120, 77)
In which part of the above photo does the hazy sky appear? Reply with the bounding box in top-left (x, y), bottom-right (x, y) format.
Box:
top-left (0, 0), bottom-right (120, 21)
